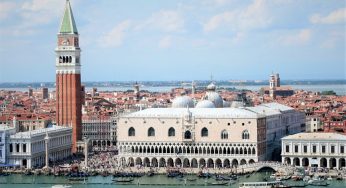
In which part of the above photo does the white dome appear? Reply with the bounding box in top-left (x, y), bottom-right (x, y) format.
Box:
top-left (172, 96), bottom-right (194, 108)
top-left (223, 100), bottom-right (230, 108)
top-left (196, 100), bottom-right (215, 108)
top-left (204, 91), bottom-right (223, 108)
top-left (206, 82), bottom-right (216, 91)
top-left (230, 101), bottom-right (244, 108)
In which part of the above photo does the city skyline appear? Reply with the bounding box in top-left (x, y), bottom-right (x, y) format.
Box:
top-left (0, 0), bottom-right (345, 82)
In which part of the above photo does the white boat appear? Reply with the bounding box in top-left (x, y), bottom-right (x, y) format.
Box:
top-left (52, 185), bottom-right (72, 188)
top-left (269, 174), bottom-right (276, 179)
top-left (239, 181), bottom-right (283, 188)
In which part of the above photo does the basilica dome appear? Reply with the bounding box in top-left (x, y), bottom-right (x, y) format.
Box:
top-left (204, 91), bottom-right (223, 108)
top-left (171, 96), bottom-right (194, 108)
top-left (230, 101), bottom-right (244, 108)
top-left (223, 100), bottom-right (230, 108)
top-left (195, 100), bottom-right (215, 108)
top-left (206, 82), bottom-right (216, 91)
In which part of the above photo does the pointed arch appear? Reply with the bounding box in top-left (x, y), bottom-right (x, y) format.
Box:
top-left (148, 127), bottom-right (155, 137)
top-left (221, 129), bottom-right (228, 139)
top-left (168, 127), bottom-right (175, 137)
top-left (242, 130), bottom-right (250, 139)
top-left (128, 127), bottom-right (135, 136)
top-left (201, 127), bottom-right (208, 137)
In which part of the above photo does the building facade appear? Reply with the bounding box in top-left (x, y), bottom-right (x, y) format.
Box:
top-left (82, 116), bottom-right (117, 149)
top-left (7, 126), bottom-right (72, 169)
top-left (0, 126), bottom-right (16, 164)
top-left (117, 102), bottom-right (304, 168)
top-left (247, 103), bottom-right (304, 161)
top-left (55, 0), bottom-right (82, 153)
top-left (281, 132), bottom-right (346, 169)
top-left (118, 108), bottom-right (266, 168)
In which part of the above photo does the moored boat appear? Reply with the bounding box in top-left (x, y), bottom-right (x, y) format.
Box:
top-left (239, 181), bottom-right (283, 188)
top-left (207, 181), bottom-right (229, 186)
top-left (112, 177), bottom-right (134, 183)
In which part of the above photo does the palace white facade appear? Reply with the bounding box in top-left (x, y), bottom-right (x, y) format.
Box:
top-left (7, 126), bottom-right (72, 169)
top-left (117, 102), bottom-right (304, 168)
top-left (281, 132), bottom-right (346, 169)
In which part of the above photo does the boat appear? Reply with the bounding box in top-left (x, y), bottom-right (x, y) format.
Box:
top-left (245, 174), bottom-right (251, 178)
top-left (269, 174), bottom-right (277, 179)
top-left (229, 174), bottom-right (238, 180)
top-left (308, 179), bottom-right (329, 186)
top-left (52, 185), bottom-right (72, 188)
top-left (302, 176), bottom-right (311, 182)
top-left (290, 183), bottom-right (307, 187)
top-left (68, 177), bottom-right (85, 181)
top-left (147, 171), bottom-right (154, 177)
top-left (0, 172), bottom-right (10, 176)
top-left (239, 181), bottom-right (283, 188)
top-left (207, 181), bottom-right (229, 186)
top-left (167, 171), bottom-right (182, 178)
top-left (112, 177), bottom-right (134, 183)
top-left (215, 175), bottom-right (232, 181)
top-left (197, 171), bottom-right (212, 178)
top-left (291, 175), bottom-right (303, 181)
top-left (186, 177), bottom-right (197, 181)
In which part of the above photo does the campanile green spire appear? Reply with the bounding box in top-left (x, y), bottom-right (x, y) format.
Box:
top-left (59, 0), bottom-right (78, 34)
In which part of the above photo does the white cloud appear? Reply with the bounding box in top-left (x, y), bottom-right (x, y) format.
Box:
top-left (310, 8), bottom-right (346, 24)
top-left (279, 29), bottom-right (312, 45)
top-left (20, 0), bottom-right (64, 25)
top-left (98, 20), bottom-right (132, 48)
top-left (0, 2), bottom-right (16, 20)
top-left (136, 10), bottom-right (185, 32)
top-left (203, 0), bottom-right (272, 32)
top-left (158, 36), bottom-right (173, 48)
top-left (320, 30), bottom-right (345, 48)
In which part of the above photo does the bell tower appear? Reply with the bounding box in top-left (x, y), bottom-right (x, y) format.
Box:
top-left (55, 0), bottom-right (82, 153)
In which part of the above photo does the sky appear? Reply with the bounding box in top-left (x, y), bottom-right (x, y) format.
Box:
top-left (0, 0), bottom-right (345, 82)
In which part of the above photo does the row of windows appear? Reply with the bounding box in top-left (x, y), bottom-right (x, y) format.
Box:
top-left (128, 127), bottom-right (250, 140)
top-left (59, 56), bottom-right (72, 63)
top-left (126, 120), bottom-right (251, 125)
top-left (286, 145), bottom-right (344, 154)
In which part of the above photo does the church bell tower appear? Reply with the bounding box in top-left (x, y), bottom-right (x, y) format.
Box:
top-left (55, 0), bottom-right (82, 153)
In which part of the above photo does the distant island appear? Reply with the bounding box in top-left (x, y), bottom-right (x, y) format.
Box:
top-left (0, 79), bottom-right (345, 88)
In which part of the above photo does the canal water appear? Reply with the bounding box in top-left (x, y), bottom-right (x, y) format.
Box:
top-left (0, 173), bottom-right (345, 188)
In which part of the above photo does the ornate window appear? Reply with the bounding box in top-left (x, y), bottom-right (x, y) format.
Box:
top-left (148, 127), bottom-right (155, 137)
top-left (221, 130), bottom-right (228, 139)
top-left (184, 131), bottom-right (192, 139)
top-left (128, 127), bottom-right (135, 136)
top-left (242, 130), bottom-right (250, 139)
top-left (168, 127), bottom-right (175, 137)
top-left (201, 127), bottom-right (208, 137)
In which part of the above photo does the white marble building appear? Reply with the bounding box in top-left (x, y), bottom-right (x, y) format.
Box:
top-left (7, 126), bottom-right (72, 169)
top-left (82, 116), bottom-right (117, 148)
top-left (281, 132), bottom-right (346, 169)
top-left (0, 126), bottom-right (16, 165)
top-left (117, 101), bottom-right (305, 168)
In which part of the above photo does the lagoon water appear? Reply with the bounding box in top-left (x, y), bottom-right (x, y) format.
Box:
top-left (1, 84), bottom-right (345, 95)
top-left (1, 173), bottom-right (345, 188)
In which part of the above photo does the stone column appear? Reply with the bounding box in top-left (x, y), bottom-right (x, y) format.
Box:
top-left (84, 137), bottom-right (88, 169)
top-left (336, 158), bottom-right (339, 169)
top-left (44, 133), bottom-right (50, 168)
